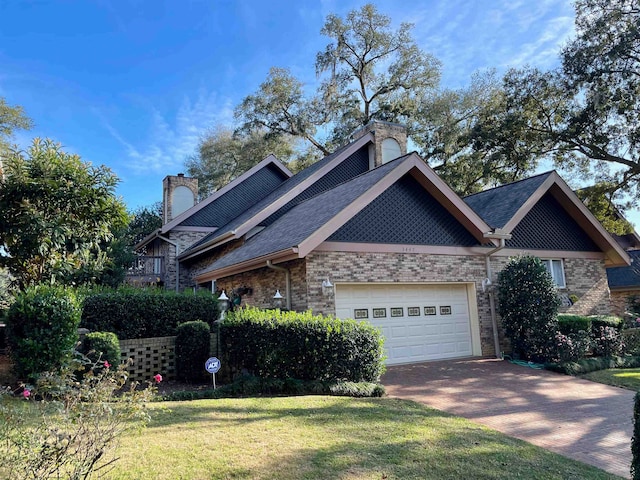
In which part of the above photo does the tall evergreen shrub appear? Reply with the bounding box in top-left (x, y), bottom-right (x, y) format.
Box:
top-left (6, 285), bottom-right (81, 380)
top-left (175, 321), bottom-right (211, 382)
top-left (498, 256), bottom-right (560, 362)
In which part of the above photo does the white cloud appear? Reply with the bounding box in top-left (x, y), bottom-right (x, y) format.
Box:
top-left (102, 89), bottom-right (234, 174)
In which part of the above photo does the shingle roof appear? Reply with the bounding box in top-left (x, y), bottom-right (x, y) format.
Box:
top-left (182, 139), bottom-right (371, 255)
top-left (463, 172), bottom-right (553, 228)
top-left (607, 250), bottom-right (640, 289)
top-left (202, 156), bottom-right (407, 273)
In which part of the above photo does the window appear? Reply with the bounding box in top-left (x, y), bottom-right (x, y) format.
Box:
top-left (541, 259), bottom-right (566, 288)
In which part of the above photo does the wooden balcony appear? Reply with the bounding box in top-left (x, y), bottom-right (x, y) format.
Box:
top-left (125, 256), bottom-right (165, 285)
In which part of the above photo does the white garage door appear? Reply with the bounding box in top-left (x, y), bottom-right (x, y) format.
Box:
top-left (335, 283), bottom-right (474, 365)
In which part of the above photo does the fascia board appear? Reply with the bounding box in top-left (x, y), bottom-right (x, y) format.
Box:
top-left (194, 248), bottom-right (299, 282)
top-left (229, 132), bottom-right (375, 240)
top-left (161, 154), bottom-right (292, 234)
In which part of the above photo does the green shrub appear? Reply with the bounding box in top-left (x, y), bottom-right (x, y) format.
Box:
top-left (633, 392), bottom-right (640, 480)
top-left (81, 331), bottom-right (121, 367)
top-left (498, 256), bottom-right (560, 362)
top-left (557, 314), bottom-right (592, 335)
top-left (591, 315), bottom-right (623, 332)
top-left (159, 375), bottom-right (385, 401)
top-left (221, 307), bottom-right (385, 383)
top-left (81, 288), bottom-right (218, 339)
top-left (175, 320), bottom-right (211, 382)
top-left (5, 285), bottom-right (81, 381)
top-left (551, 331), bottom-right (591, 363)
top-left (546, 355), bottom-right (640, 375)
top-left (592, 326), bottom-right (625, 357)
top-left (624, 330), bottom-right (640, 355)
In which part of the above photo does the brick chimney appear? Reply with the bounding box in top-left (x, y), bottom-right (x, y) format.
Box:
top-left (162, 173), bottom-right (198, 224)
top-left (350, 120), bottom-right (407, 169)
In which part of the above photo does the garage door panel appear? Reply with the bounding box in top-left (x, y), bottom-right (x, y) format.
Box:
top-left (335, 283), bottom-right (473, 365)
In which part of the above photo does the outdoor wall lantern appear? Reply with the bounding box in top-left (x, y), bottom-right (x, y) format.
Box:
top-left (217, 290), bottom-right (230, 321)
top-left (321, 278), bottom-right (334, 296)
top-left (273, 289), bottom-right (284, 309)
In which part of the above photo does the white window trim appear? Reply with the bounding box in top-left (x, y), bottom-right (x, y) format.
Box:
top-left (541, 258), bottom-right (566, 289)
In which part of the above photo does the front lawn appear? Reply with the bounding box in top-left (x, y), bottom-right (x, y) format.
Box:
top-left (111, 396), bottom-right (620, 479)
top-left (581, 368), bottom-right (640, 391)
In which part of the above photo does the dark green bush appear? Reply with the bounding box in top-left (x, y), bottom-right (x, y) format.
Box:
top-left (159, 375), bottom-right (385, 402)
top-left (593, 326), bottom-right (625, 357)
top-left (624, 330), bottom-right (640, 355)
top-left (175, 320), bottom-right (211, 382)
top-left (81, 331), bottom-right (121, 367)
top-left (498, 256), bottom-right (560, 362)
top-left (546, 355), bottom-right (640, 375)
top-left (81, 288), bottom-right (218, 339)
top-left (221, 308), bottom-right (385, 383)
top-left (6, 285), bottom-right (81, 381)
top-left (591, 315), bottom-right (623, 332)
top-left (557, 315), bottom-right (592, 334)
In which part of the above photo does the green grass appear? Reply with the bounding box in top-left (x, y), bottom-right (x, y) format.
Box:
top-left (582, 367), bottom-right (640, 390)
top-left (110, 396), bottom-right (621, 479)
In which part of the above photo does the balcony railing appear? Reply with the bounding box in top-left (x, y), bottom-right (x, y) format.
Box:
top-left (125, 256), bottom-right (165, 285)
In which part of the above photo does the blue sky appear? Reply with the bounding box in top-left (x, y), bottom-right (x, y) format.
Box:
top-left (2, 0), bottom-right (637, 228)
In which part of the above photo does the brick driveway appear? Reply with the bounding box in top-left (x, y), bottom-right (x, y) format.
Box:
top-left (382, 358), bottom-right (635, 478)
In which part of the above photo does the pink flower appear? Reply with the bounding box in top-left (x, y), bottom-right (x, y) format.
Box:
top-left (103, 361), bottom-right (111, 369)
top-left (153, 374), bottom-right (163, 383)
top-left (22, 389), bottom-right (31, 399)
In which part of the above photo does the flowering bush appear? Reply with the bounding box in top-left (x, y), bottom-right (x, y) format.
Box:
top-left (593, 326), bottom-right (625, 357)
top-left (0, 354), bottom-right (159, 479)
top-left (551, 331), bottom-right (591, 363)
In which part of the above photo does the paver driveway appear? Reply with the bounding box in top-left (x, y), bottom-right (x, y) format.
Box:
top-left (382, 358), bottom-right (635, 478)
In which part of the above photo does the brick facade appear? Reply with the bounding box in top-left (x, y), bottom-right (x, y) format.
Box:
top-left (610, 289), bottom-right (640, 317)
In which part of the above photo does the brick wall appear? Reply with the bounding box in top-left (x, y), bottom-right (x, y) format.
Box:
top-left (163, 231), bottom-right (209, 290)
top-left (611, 289), bottom-right (640, 317)
top-left (119, 333), bottom-right (219, 382)
top-left (563, 258), bottom-right (611, 315)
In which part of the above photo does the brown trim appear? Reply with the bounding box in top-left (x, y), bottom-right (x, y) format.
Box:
top-left (315, 242), bottom-right (490, 256)
top-left (195, 248), bottom-right (299, 283)
top-left (177, 231), bottom-right (235, 262)
top-left (501, 171), bottom-right (630, 267)
top-left (171, 226), bottom-right (218, 232)
top-left (297, 154), bottom-right (496, 257)
top-left (161, 154), bottom-right (293, 234)
top-left (230, 133), bottom-right (376, 241)
top-left (609, 286), bottom-right (640, 292)
top-left (495, 248), bottom-right (605, 260)
top-left (182, 133), bottom-right (375, 261)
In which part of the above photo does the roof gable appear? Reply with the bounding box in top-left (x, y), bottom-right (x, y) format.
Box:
top-left (466, 171), bottom-right (630, 267)
top-left (180, 133), bottom-right (375, 260)
top-left (328, 174), bottom-right (480, 246)
top-left (160, 154), bottom-right (292, 234)
top-left (177, 162), bottom-right (290, 229)
top-left (506, 193), bottom-right (600, 251)
top-left (196, 154), bottom-right (494, 281)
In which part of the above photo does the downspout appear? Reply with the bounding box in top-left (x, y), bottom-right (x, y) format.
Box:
top-left (158, 235), bottom-right (180, 292)
top-left (483, 231), bottom-right (512, 359)
top-left (266, 260), bottom-right (291, 310)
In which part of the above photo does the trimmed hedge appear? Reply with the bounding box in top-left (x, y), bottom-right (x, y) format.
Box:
top-left (80, 288), bottom-right (218, 339)
top-left (558, 314), bottom-right (623, 335)
top-left (6, 285), bottom-right (81, 381)
top-left (175, 320), bottom-right (211, 383)
top-left (81, 331), bottom-right (121, 367)
top-left (546, 355), bottom-right (640, 376)
top-left (221, 308), bottom-right (385, 383)
top-left (159, 375), bottom-right (385, 402)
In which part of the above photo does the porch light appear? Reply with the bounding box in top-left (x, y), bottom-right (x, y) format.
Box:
top-left (321, 278), bottom-right (334, 296)
top-left (273, 289), bottom-right (284, 309)
top-left (218, 290), bottom-right (230, 322)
